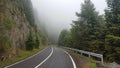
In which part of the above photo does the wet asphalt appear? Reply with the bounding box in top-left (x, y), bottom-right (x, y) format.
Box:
top-left (5, 46), bottom-right (74, 68)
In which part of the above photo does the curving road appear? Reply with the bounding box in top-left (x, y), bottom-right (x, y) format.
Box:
top-left (5, 46), bottom-right (76, 68)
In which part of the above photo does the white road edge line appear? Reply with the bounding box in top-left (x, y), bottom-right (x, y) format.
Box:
top-left (35, 47), bottom-right (53, 68)
top-left (64, 51), bottom-right (77, 68)
top-left (4, 47), bottom-right (49, 68)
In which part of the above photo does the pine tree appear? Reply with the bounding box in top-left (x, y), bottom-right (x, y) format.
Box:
top-left (34, 36), bottom-right (40, 49)
top-left (105, 0), bottom-right (120, 63)
top-left (71, 0), bottom-right (105, 52)
top-left (58, 29), bottom-right (70, 46)
top-left (25, 32), bottom-right (35, 51)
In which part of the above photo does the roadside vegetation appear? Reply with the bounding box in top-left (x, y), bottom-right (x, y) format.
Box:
top-left (67, 50), bottom-right (97, 68)
top-left (0, 45), bottom-right (46, 68)
top-left (0, 0), bottom-right (48, 67)
top-left (58, 0), bottom-right (120, 64)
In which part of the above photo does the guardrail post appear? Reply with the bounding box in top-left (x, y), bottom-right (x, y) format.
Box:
top-left (101, 55), bottom-right (103, 65)
top-left (89, 54), bottom-right (90, 58)
top-left (81, 53), bottom-right (82, 55)
top-left (63, 47), bottom-right (104, 65)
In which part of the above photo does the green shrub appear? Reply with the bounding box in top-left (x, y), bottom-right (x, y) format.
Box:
top-left (25, 33), bottom-right (35, 51)
top-left (34, 36), bottom-right (40, 49)
top-left (105, 35), bottom-right (120, 62)
top-left (90, 63), bottom-right (97, 68)
top-left (0, 13), bottom-right (14, 54)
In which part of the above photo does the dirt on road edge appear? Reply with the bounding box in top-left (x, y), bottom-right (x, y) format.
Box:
top-left (67, 50), bottom-right (98, 68)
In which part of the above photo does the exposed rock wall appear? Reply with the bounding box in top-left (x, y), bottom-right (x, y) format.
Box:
top-left (0, 0), bottom-right (31, 57)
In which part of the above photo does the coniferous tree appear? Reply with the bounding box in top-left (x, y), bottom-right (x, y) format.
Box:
top-left (71, 0), bottom-right (105, 52)
top-left (34, 36), bottom-right (40, 49)
top-left (25, 32), bottom-right (35, 51)
top-left (58, 29), bottom-right (69, 46)
top-left (105, 0), bottom-right (120, 63)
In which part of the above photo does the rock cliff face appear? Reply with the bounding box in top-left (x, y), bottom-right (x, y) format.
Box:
top-left (0, 0), bottom-right (35, 57)
top-left (10, 7), bottom-right (30, 55)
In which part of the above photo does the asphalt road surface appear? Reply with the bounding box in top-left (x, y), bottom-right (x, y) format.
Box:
top-left (5, 46), bottom-right (76, 68)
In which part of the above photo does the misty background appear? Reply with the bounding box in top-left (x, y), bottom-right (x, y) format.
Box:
top-left (31, 0), bottom-right (107, 43)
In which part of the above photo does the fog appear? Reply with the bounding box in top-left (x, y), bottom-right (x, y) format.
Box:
top-left (31, 0), bottom-right (107, 43)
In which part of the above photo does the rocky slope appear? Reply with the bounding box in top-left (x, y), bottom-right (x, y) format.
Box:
top-left (0, 0), bottom-right (45, 60)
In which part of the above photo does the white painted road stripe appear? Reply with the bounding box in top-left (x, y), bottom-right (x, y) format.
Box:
top-left (64, 51), bottom-right (77, 68)
top-left (4, 47), bottom-right (49, 68)
top-left (35, 47), bottom-right (54, 68)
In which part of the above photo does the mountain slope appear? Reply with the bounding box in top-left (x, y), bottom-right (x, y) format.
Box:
top-left (0, 0), bottom-right (47, 60)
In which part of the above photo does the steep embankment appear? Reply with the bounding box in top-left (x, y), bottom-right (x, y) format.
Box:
top-left (0, 0), bottom-right (46, 60)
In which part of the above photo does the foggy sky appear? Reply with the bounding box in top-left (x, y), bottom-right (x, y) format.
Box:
top-left (31, 0), bottom-right (107, 42)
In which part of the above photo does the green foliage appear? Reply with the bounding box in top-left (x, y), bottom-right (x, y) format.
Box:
top-left (58, 29), bottom-right (68, 46)
top-left (58, 29), bottom-right (72, 47)
top-left (105, 35), bottom-right (120, 46)
top-left (58, 0), bottom-right (120, 63)
top-left (25, 30), bottom-right (42, 50)
top-left (0, 13), bottom-right (15, 53)
top-left (0, 0), bottom-right (47, 64)
top-left (0, 35), bottom-right (11, 53)
top-left (0, 13), bottom-right (15, 31)
top-left (105, 0), bottom-right (120, 63)
top-left (70, 0), bottom-right (105, 51)
top-left (104, 35), bottom-right (120, 62)
top-left (13, 0), bottom-right (35, 27)
top-left (0, 45), bottom-right (46, 68)
top-left (106, 0), bottom-right (120, 24)
top-left (89, 40), bottom-right (104, 53)
top-left (58, 0), bottom-right (106, 54)
top-left (90, 63), bottom-right (97, 68)
top-left (25, 32), bottom-right (35, 51)
top-left (0, 0), bottom-right (8, 4)
top-left (34, 36), bottom-right (40, 49)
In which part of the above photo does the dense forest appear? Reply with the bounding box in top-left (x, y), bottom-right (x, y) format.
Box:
top-left (58, 0), bottom-right (120, 63)
top-left (0, 0), bottom-right (47, 61)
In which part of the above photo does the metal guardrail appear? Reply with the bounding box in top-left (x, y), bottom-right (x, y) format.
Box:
top-left (64, 47), bottom-right (103, 64)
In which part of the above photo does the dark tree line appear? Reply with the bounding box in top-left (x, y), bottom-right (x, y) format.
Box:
top-left (58, 0), bottom-right (120, 63)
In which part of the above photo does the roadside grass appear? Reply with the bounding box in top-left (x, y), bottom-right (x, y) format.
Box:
top-left (0, 45), bottom-right (47, 68)
top-left (90, 63), bottom-right (97, 68)
top-left (67, 50), bottom-right (98, 68)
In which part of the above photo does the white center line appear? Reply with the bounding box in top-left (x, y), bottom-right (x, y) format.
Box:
top-left (35, 47), bottom-right (54, 68)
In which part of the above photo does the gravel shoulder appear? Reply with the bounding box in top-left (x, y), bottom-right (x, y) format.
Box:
top-left (67, 50), bottom-right (98, 68)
